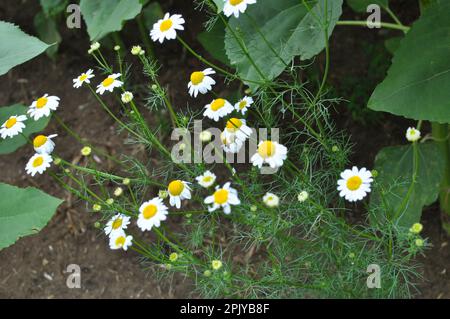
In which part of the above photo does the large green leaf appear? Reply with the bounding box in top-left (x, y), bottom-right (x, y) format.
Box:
top-left (34, 12), bottom-right (61, 58)
top-left (0, 104), bottom-right (51, 155)
top-left (80, 0), bottom-right (144, 41)
top-left (370, 142), bottom-right (444, 227)
top-left (198, 22), bottom-right (231, 66)
top-left (346, 0), bottom-right (388, 12)
top-left (384, 36), bottom-right (402, 55)
top-left (40, 0), bottom-right (69, 17)
top-left (212, 0), bottom-right (224, 13)
top-left (0, 21), bottom-right (52, 76)
top-left (368, 1), bottom-right (450, 123)
top-left (224, 0), bottom-right (343, 89)
top-left (0, 183), bottom-right (63, 250)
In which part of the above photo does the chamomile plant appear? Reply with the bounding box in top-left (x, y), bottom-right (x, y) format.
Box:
top-left (1, 0), bottom-right (433, 299)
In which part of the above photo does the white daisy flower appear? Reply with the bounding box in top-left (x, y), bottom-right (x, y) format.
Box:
top-left (251, 140), bottom-right (288, 169)
top-left (188, 68), bottom-right (216, 97)
top-left (73, 69), bottom-right (94, 88)
top-left (150, 13), bottom-right (185, 43)
top-left (406, 127), bottom-right (421, 142)
top-left (137, 197), bottom-right (169, 231)
top-left (223, 0), bottom-right (257, 18)
top-left (224, 118), bottom-right (252, 143)
top-left (235, 96), bottom-right (253, 115)
top-left (263, 192), bottom-right (280, 208)
top-left (167, 180), bottom-right (192, 209)
top-left (337, 167), bottom-right (373, 202)
top-left (196, 171), bottom-right (217, 188)
top-left (0, 115), bottom-right (27, 139)
top-left (204, 182), bottom-right (240, 214)
top-left (104, 213), bottom-right (131, 236)
top-left (27, 94), bottom-right (60, 121)
top-left (221, 131), bottom-right (244, 154)
top-left (33, 134), bottom-right (57, 154)
top-left (203, 98), bottom-right (234, 122)
top-left (109, 230), bottom-right (133, 251)
top-left (25, 153), bottom-right (53, 177)
top-left (96, 73), bottom-right (123, 95)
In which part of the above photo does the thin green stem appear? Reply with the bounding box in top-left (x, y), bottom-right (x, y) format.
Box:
top-left (137, 14), bottom-right (155, 59)
top-left (336, 20), bottom-right (410, 32)
top-left (87, 85), bottom-right (147, 142)
top-left (218, 14), bottom-right (268, 82)
top-left (381, 5), bottom-right (405, 30)
top-left (53, 114), bottom-right (122, 164)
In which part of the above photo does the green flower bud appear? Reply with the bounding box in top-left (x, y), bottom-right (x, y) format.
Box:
top-left (114, 187), bottom-right (123, 197)
top-left (212, 260), bottom-right (223, 270)
top-left (297, 191), bottom-right (309, 203)
top-left (409, 223), bottom-right (423, 234)
top-left (169, 252), bottom-right (178, 262)
top-left (415, 238), bottom-right (424, 247)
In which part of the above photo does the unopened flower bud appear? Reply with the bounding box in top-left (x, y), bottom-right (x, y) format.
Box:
top-left (297, 191), bottom-right (309, 203)
top-left (131, 45), bottom-right (142, 56)
top-left (81, 146), bottom-right (92, 156)
top-left (114, 187), bottom-right (123, 197)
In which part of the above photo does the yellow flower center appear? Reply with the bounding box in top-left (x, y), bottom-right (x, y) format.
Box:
top-left (143, 204), bottom-right (158, 219)
top-left (33, 156), bottom-right (44, 168)
top-left (214, 189), bottom-right (229, 205)
top-left (79, 74), bottom-right (88, 81)
top-left (102, 77), bottom-right (114, 87)
top-left (5, 117), bottom-right (17, 129)
top-left (203, 176), bottom-right (213, 183)
top-left (230, 0), bottom-right (244, 5)
top-left (33, 135), bottom-right (48, 148)
top-left (239, 100), bottom-right (247, 109)
top-left (211, 98), bottom-right (226, 111)
top-left (258, 141), bottom-right (276, 158)
top-left (115, 236), bottom-right (126, 247)
top-left (36, 97), bottom-right (48, 109)
top-left (160, 19), bottom-right (173, 32)
top-left (112, 218), bottom-right (123, 230)
top-left (226, 118), bottom-right (243, 132)
top-left (190, 71), bottom-right (205, 85)
top-left (168, 180), bottom-right (185, 196)
top-left (346, 176), bottom-right (362, 191)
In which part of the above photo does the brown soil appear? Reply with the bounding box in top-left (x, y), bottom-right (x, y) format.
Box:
top-left (0, 0), bottom-right (449, 299)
